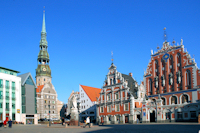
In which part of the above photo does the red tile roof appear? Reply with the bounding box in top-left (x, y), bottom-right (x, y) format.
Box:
top-left (36, 85), bottom-right (44, 93)
top-left (80, 85), bottom-right (101, 102)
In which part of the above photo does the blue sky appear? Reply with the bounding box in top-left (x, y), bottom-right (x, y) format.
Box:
top-left (1, 0), bottom-right (200, 104)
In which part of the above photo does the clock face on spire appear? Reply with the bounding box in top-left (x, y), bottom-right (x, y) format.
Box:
top-left (43, 67), bottom-right (46, 71)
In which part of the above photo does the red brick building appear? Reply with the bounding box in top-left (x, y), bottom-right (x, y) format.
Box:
top-left (142, 39), bottom-right (200, 122)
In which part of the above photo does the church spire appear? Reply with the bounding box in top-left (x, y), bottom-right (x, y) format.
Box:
top-left (42, 10), bottom-right (46, 33)
top-left (36, 9), bottom-right (52, 86)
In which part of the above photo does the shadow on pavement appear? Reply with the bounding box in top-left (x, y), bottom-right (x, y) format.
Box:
top-left (83, 124), bottom-right (200, 133)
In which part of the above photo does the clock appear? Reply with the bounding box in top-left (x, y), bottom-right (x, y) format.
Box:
top-left (43, 68), bottom-right (46, 71)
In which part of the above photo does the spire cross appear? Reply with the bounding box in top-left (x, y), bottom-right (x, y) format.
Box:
top-left (111, 51), bottom-right (114, 63)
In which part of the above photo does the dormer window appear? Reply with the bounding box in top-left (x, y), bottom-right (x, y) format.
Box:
top-left (110, 79), bottom-right (112, 85)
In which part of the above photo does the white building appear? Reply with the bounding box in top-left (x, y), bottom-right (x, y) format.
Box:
top-left (79, 85), bottom-right (101, 123)
top-left (0, 67), bottom-right (21, 122)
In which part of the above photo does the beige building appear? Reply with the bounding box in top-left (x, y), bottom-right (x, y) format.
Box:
top-left (36, 83), bottom-right (58, 120)
top-left (57, 100), bottom-right (64, 119)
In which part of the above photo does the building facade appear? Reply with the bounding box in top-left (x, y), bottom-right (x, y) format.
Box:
top-left (97, 63), bottom-right (145, 124)
top-left (36, 84), bottom-right (58, 120)
top-left (57, 100), bottom-right (64, 120)
top-left (142, 39), bottom-right (200, 122)
top-left (0, 67), bottom-right (21, 122)
top-left (36, 11), bottom-right (59, 120)
top-left (79, 85), bottom-right (101, 123)
top-left (18, 72), bottom-right (38, 124)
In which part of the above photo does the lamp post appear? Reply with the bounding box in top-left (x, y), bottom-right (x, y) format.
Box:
top-left (48, 95), bottom-right (51, 126)
top-left (77, 102), bottom-right (81, 126)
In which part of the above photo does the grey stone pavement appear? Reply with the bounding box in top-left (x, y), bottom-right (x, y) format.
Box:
top-left (0, 123), bottom-right (200, 133)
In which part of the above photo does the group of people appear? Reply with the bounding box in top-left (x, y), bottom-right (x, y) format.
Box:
top-left (3, 119), bottom-right (12, 128)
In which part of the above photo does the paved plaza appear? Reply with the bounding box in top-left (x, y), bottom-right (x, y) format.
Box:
top-left (0, 123), bottom-right (199, 133)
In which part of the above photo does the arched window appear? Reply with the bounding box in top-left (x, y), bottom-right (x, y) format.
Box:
top-left (171, 96), bottom-right (177, 104)
top-left (113, 77), bottom-right (116, 84)
top-left (182, 94), bottom-right (188, 103)
top-left (110, 79), bottom-right (112, 85)
top-left (177, 53), bottom-right (181, 70)
top-left (186, 69), bottom-right (191, 89)
top-left (169, 55), bottom-right (173, 71)
top-left (161, 97), bottom-right (166, 105)
top-left (149, 78), bottom-right (153, 95)
top-left (155, 59), bottom-right (159, 76)
top-left (152, 99), bottom-right (156, 105)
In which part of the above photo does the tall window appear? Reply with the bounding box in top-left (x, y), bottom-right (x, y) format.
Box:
top-left (182, 94), bottom-right (188, 103)
top-left (6, 103), bottom-right (9, 111)
top-left (0, 91), bottom-right (2, 99)
top-left (115, 104), bottom-right (120, 112)
top-left (161, 97), bottom-right (166, 105)
top-left (6, 80), bottom-right (9, 89)
top-left (0, 79), bottom-right (3, 88)
top-left (171, 96), bottom-right (177, 104)
top-left (6, 91), bottom-right (9, 100)
top-left (110, 79), bottom-right (112, 85)
top-left (124, 103), bottom-right (128, 111)
top-left (149, 78), bottom-right (153, 95)
top-left (12, 82), bottom-right (15, 90)
top-left (107, 93), bottom-right (111, 101)
top-left (186, 70), bottom-right (191, 89)
top-left (113, 78), bottom-right (116, 84)
top-left (115, 92), bottom-right (119, 100)
top-left (100, 107), bottom-right (104, 113)
top-left (107, 105), bottom-right (111, 112)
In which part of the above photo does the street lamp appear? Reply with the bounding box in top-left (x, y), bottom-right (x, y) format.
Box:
top-left (77, 102), bottom-right (81, 126)
top-left (48, 94), bottom-right (51, 126)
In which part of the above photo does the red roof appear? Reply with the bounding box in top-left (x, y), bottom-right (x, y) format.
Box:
top-left (80, 85), bottom-right (101, 102)
top-left (36, 85), bottom-right (44, 93)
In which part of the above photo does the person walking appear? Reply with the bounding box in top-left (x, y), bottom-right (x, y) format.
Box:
top-left (137, 118), bottom-right (139, 124)
top-left (8, 119), bottom-right (12, 128)
top-left (83, 116), bottom-right (90, 128)
top-left (61, 117), bottom-right (64, 125)
top-left (3, 120), bottom-right (7, 128)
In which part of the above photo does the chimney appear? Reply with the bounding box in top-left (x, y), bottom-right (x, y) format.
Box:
top-left (129, 72), bottom-right (132, 77)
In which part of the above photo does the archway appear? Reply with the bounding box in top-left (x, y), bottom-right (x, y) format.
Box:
top-left (150, 110), bottom-right (156, 122)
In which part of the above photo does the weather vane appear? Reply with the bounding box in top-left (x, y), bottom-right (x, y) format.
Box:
top-left (111, 51), bottom-right (114, 63)
top-left (43, 6), bottom-right (45, 12)
top-left (163, 27), bottom-right (167, 42)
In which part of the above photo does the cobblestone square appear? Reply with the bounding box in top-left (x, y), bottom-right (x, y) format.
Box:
top-left (0, 123), bottom-right (199, 133)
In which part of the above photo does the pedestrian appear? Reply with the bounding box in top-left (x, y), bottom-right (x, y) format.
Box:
top-left (137, 118), bottom-right (139, 124)
top-left (3, 120), bottom-right (7, 128)
top-left (83, 116), bottom-right (90, 128)
top-left (62, 117), bottom-right (64, 125)
top-left (8, 119), bottom-right (12, 128)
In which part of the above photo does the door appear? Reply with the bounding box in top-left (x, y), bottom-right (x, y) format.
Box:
top-left (150, 110), bottom-right (155, 122)
top-left (125, 116), bottom-right (129, 123)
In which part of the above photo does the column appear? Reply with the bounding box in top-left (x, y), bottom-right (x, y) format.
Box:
top-left (104, 115), bottom-right (108, 124)
top-left (142, 99), bottom-right (148, 123)
top-left (120, 114), bottom-right (125, 124)
top-left (129, 96), bottom-right (135, 123)
top-left (156, 96), bottom-right (162, 123)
